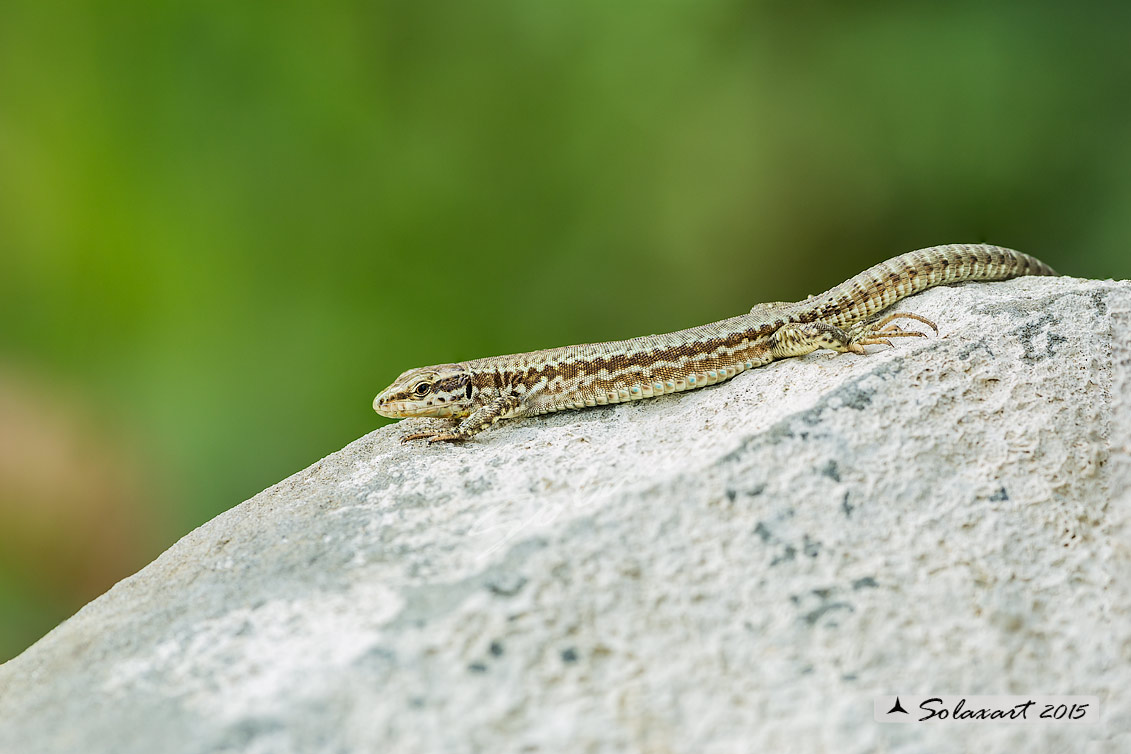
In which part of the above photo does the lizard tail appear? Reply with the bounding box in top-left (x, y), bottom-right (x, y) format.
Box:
top-left (802, 244), bottom-right (1057, 328)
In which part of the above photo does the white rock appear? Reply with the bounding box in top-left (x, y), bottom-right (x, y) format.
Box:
top-left (1, 276), bottom-right (1128, 753)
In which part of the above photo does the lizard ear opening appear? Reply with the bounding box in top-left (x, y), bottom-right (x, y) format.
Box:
top-left (464, 377), bottom-right (473, 400)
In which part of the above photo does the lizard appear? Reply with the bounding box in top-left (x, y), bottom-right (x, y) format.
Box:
top-left (374, 243), bottom-right (1056, 443)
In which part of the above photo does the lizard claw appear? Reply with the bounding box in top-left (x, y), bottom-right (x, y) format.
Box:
top-left (874, 312), bottom-right (938, 334)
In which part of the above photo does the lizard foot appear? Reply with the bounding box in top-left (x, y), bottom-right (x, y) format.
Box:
top-left (401, 422), bottom-right (461, 442)
top-left (847, 312), bottom-right (938, 353)
top-left (401, 431), bottom-right (468, 443)
top-left (426, 433), bottom-right (468, 443)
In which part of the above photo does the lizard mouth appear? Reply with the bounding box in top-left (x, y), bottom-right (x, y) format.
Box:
top-left (373, 396), bottom-right (456, 419)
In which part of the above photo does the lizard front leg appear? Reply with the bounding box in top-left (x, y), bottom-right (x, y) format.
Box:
top-left (403, 394), bottom-right (525, 444)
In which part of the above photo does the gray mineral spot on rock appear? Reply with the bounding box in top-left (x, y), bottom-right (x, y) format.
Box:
top-left (820, 460), bottom-right (841, 482)
top-left (1010, 312), bottom-right (1069, 362)
top-left (1, 276), bottom-right (1129, 754)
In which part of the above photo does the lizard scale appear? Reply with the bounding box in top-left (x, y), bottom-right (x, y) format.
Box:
top-left (374, 244), bottom-right (1056, 443)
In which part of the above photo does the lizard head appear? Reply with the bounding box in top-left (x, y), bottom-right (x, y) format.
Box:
top-left (373, 363), bottom-right (475, 419)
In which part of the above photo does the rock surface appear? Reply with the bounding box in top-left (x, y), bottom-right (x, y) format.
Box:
top-left (1, 276), bottom-right (1129, 754)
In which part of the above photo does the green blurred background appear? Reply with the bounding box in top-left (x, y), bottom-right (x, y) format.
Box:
top-left (1, 0), bottom-right (1128, 662)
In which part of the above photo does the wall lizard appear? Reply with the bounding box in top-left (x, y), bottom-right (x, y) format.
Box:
top-left (374, 244), bottom-right (1055, 443)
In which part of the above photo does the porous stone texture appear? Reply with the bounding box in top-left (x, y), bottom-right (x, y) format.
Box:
top-left (1, 276), bottom-right (1129, 754)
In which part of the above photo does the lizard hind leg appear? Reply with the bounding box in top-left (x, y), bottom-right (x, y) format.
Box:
top-left (766, 321), bottom-right (858, 359)
top-left (766, 313), bottom-right (938, 361)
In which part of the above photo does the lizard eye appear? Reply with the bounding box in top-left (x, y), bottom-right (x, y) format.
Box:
top-left (413, 382), bottom-right (431, 396)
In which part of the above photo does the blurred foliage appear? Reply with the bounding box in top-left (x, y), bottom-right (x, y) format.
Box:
top-left (1, 0), bottom-right (1129, 661)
